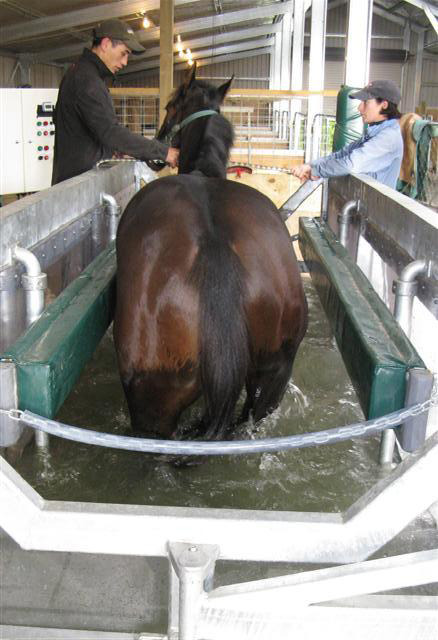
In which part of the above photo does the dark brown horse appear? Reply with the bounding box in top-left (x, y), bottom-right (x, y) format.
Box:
top-left (114, 66), bottom-right (308, 441)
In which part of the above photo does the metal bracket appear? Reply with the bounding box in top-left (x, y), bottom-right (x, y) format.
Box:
top-left (168, 541), bottom-right (220, 640)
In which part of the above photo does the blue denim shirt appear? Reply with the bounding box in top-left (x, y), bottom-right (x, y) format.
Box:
top-left (310, 119), bottom-right (403, 189)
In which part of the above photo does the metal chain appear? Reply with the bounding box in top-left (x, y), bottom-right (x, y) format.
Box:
top-left (0, 390), bottom-right (436, 455)
top-left (228, 160), bottom-right (295, 175)
top-left (94, 159), bottom-right (294, 174)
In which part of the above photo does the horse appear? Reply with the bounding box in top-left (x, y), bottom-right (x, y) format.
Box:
top-left (113, 65), bottom-right (308, 441)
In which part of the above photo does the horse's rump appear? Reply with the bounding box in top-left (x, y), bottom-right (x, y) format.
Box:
top-left (115, 175), bottom-right (306, 437)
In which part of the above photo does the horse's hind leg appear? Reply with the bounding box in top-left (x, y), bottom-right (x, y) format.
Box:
top-left (122, 369), bottom-right (199, 439)
top-left (239, 345), bottom-right (297, 425)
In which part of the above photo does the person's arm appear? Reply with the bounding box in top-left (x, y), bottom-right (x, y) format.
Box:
top-left (290, 140), bottom-right (361, 180)
top-left (76, 77), bottom-right (172, 163)
top-left (311, 129), bottom-right (397, 179)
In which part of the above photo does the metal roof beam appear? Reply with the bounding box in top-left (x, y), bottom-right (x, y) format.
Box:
top-left (122, 47), bottom-right (273, 77)
top-left (399, 0), bottom-right (438, 17)
top-left (119, 37), bottom-right (275, 75)
top-left (1, 0), bottom-right (188, 45)
top-left (424, 5), bottom-right (438, 35)
top-left (131, 23), bottom-right (281, 62)
top-left (33, 1), bottom-right (292, 63)
top-left (174, 47), bottom-right (273, 71)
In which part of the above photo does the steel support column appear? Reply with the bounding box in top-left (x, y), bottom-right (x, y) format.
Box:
top-left (291, 0), bottom-right (307, 149)
top-left (306, 0), bottom-right (328, 162)
top-left (159, 0), bottom-right (174, 125)
top-left (413, 30), bottom-right (424, 112)
top-left (400, 22), bottom-right (411, 113)
top-left (344, 0), bottom-right (373, 88)
top-left (271, 32), bottom-right (282, 133)
top-left (279, 8), bottom-right (293, 139)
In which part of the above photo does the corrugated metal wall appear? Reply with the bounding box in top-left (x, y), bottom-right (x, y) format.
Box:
top-left (420, 57), bottom-right (438, 108)
top-left (116, 54), bottom-right (270, 89)
top-left (0, 55), bottom-right (63, 88)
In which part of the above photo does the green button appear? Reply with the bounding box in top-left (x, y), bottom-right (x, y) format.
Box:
top-left (37, 131), bottom-right (42, 136)
top-left (38, 146), bottom-right (43, 151)
top-left (37, 121), bottom-right (41, 126)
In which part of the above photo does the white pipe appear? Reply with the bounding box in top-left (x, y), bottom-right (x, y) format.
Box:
top-left (338, 200), bottom-right (359, 247)
top-left (101, 193), bottom-right (118, 209)
top-left (101, 193), bottom-right (121, 242)
top-left (12, 246), bottom-right (42, 277)
top-left (394, 259), bottom-right (428, 339)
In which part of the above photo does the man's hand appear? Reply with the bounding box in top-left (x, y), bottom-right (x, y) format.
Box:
top-left (290, 163), bottom-right (314, 182)
top-left (166, 147), bottom-right (179, 168)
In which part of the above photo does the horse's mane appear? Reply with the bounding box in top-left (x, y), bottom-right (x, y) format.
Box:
top-left (193, 113), bottom-right (234, 179)
top-left (169, 74), bottom-right (234, 179)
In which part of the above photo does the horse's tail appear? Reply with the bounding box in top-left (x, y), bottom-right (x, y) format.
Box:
top-left (191, 235), bottom-right (250, 440)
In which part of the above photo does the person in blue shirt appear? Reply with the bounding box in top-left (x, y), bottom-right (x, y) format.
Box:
top-left (291, 80), bottom-right (403, 189)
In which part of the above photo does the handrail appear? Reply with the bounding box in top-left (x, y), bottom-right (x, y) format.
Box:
top-left (110, 88), bottom-right (339, 99)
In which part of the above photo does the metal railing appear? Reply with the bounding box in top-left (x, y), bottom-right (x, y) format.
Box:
top-left (112, 92), bottom-right (314, 162)
top-left (311, 113), bottom-right (336, 158)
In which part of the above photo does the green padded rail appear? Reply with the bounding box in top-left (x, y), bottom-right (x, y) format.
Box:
top-left (298, 217), bottom-right (425, 419)
top-left (2, 243), bottom-right (116, 418)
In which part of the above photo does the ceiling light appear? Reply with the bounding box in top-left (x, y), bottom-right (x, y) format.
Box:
top-left (142, 15), bottom-right (151, 28)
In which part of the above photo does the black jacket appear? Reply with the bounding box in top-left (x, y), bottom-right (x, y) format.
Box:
top-left (52, 48), bottom-right (168, 184)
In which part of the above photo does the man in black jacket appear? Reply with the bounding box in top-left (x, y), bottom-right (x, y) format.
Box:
top-left (52, 19), bottom-right (179, 184)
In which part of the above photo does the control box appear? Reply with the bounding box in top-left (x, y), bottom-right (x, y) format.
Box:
top-left (0, 88), bottom-right (58, 195)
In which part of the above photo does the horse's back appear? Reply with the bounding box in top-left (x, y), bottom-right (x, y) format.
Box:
top-left (117, 174), bottom-right (306, 355)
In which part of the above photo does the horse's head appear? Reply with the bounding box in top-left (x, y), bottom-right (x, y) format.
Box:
top-left (157, 63), bottom-right (234, 152)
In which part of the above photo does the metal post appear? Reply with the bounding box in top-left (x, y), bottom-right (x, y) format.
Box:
top-left (413, 31), bottom-right (424, 116)
top-left (0, 271), bottom-right (21, 351)
top-left (291, 0), bottom-right (306, 150)
top-left (272, 32), bottom-right (282, 135)
top-left (306, 0), bottom-right (328, 162)
top-left (344, 0), bottom-right (373, 88)
top-left (168, 557), bottom-right (180, 640)
top-left (12, 247), bottom-right (47, 448)
top-left (168, 542), bottom-right (219, 640)
top-left (0, 361), bottom-right (21, 447)
top-left (280, 7), bottom-right (292, 140)
top-left (399, 368), bottom-right (434, 452)
top-left (321, 178), bottom-right (329, 222)
top-left (379, 259), bottom-right (429, 465)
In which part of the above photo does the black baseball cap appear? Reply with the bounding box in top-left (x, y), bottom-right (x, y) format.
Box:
top-left (94, 19), bottom-right (145, 54)
top-left (349, 80), bottom-right (401, 104)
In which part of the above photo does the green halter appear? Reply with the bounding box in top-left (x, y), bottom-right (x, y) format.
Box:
top-left (164, 109), bottom-right (218, 143)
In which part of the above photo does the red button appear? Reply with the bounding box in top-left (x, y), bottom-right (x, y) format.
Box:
top-left (44, 131), bottom-right (48, 136)
top-left (44, 155), bottom-right (49, 160)
top-left (43, 121), bottom-right (48, 126)
top-left (44, 145), bottom-right (49, 150)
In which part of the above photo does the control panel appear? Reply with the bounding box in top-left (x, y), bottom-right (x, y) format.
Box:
top-left (0, 88), bottom-right (58, 195)
top-left (36, 103), bottom-right (56, 161)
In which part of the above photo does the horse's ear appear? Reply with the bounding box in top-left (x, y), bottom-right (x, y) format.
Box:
top-left (217, 74), bottom-right (234, 103)
top-left (184, 62), bottom-right (197, 90)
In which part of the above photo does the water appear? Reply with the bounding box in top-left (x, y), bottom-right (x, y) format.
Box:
top-left (12, 276), bottom-right (381, 513)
